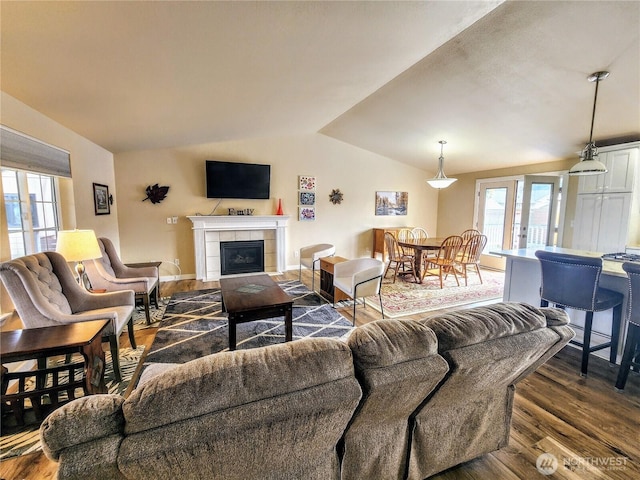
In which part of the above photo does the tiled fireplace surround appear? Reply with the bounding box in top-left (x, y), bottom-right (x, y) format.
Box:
top-left (188, 215), bottom-right (290, 281)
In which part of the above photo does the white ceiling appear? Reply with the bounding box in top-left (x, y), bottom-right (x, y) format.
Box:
top-left (1, 1), bottom-right (638, 175)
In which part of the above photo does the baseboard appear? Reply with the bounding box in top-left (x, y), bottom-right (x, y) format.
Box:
top-left (160, 273), bottom-right (196, 282)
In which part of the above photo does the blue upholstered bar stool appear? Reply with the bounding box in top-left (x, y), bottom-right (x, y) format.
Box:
top-left (615, 262), bottom-right (640, 391)
top-left (535, 251), bottom-right (623, 376)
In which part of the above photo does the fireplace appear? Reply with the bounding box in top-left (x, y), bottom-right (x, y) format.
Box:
top-left (220, 240), bottom-right (265, 276)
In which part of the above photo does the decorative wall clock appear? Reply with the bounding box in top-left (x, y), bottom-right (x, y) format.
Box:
top-left (329, 188), bottom-right (343, 205)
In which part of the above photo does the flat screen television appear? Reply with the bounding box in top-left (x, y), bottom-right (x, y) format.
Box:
top-left (206, 160), bottom-right (271, 199)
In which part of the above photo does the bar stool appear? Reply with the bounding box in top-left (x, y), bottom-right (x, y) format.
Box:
top-left (535, 251), bottom-right (623, 376)
top-left (615, 262), bottom-right (640, 391)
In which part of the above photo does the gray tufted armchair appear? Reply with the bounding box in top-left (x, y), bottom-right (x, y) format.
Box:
top-left (0, 251), bottom-right (136, 381)
top-left (84, 238), bottom-right (159, 324)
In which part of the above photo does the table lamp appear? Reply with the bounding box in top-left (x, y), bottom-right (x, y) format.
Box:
top-left (56, 229), bottom-right (102, 287)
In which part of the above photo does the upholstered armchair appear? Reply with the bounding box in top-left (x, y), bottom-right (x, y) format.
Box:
top-left (84, 237), bottom-right (159, 324)
top-left (0, 251), bottom-right (136, 381)
top-left (299, 243), bottom-right (336, 292)
top-left (333, 258), bottom-right (385, 322)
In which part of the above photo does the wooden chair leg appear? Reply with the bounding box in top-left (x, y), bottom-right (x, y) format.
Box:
top-left (610, 304), bottom-right (623, 364)
top-left (143, 294), bottom-right (151, 324)
top-left (616, 324), bottom-right (639, 391)
top-left (475, 264), bottom-right (483, 284)
top-left (127, 317), bottom-right (137, 349)
top-left (109, 334), bottom-right (122, 382)
top-left (581, 312), bottom-right (594, 376)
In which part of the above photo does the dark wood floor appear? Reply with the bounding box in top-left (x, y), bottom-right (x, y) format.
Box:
top-left (2, 270), bottom-right (638, 480)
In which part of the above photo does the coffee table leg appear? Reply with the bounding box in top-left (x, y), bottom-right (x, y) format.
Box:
top-left (285, 305), bottom-right (293, 342)
top-left (229, 316), bottom-right (237, 351)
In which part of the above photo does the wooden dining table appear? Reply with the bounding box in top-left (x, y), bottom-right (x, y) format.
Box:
top-left (397, 237), bottom-right (445, 282)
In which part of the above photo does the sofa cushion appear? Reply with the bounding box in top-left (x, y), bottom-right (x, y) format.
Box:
top-left (423, 302), bottom-right (547, 352)
top-left (123, 337), bottom-right (357, 434)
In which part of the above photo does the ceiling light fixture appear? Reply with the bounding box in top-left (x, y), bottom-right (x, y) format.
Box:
top-left (427, 140), bottom-right (457, 189)
top-left (568, 71), bottom-right (610, 176)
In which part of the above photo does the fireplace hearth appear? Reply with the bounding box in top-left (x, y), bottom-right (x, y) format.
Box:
top-left (220, 240), bottom-right (265, 276)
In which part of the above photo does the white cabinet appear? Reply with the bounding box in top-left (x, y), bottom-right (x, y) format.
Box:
top-left (578, 145), bottom-right (637, 194)
top-left (572, 142), bottom-right (639, 253)
top-left (573, 192), bottom-right (632, 252)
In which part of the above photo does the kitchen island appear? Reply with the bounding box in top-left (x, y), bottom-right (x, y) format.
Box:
top-left (490, 246), bottom-right (628, 362)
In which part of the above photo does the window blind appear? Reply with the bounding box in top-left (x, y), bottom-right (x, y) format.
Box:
top-left (0, 125), bottom-right (71, 178)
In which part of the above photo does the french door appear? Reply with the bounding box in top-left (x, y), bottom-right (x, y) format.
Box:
top-left (476, 175), bottom-right (561, 257)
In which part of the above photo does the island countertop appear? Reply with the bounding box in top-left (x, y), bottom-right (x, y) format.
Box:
top-left (490, 246), bottom-right (626, 277)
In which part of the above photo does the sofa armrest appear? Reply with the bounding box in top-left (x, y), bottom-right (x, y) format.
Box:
top-left (40, 394), bottom-right (125, 461)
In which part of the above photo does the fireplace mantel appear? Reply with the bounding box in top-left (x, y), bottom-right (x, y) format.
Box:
top-left (188, 215), bottom-right (290, 281)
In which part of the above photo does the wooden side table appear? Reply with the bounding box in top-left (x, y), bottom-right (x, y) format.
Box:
top-left (0, 320), bottom-right (109, 425)
top-left (319, 256), bottom-right (350, 302)
top-left (125, 262), bottom-right (162, 325)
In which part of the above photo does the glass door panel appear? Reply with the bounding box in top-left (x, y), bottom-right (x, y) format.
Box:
top-left (517, 175), bottom-right (560, 249)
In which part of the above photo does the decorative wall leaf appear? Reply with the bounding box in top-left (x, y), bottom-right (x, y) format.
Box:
top-left (143, 184), bottom-right (170, 204)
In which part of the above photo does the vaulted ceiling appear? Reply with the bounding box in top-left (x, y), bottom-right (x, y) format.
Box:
top-left (2, 1), bottom-right (638, 175)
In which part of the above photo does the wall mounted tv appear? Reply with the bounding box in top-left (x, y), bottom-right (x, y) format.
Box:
top-left (206, 160), bottom-right (271, 199)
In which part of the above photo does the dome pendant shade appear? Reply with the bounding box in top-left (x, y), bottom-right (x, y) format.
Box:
top-left (427, 140), bottom-right (457, 189)
top-left (568, 71), bottom-right (609, 176)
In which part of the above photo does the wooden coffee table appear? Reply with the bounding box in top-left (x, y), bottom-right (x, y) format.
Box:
top-left (219, 274), bottom-right (294, 350)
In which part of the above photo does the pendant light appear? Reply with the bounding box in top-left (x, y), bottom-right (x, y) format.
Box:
top-left (568, 71), bottom-right (609, 176)
top-left (427, 140), bottom-right (457, 189)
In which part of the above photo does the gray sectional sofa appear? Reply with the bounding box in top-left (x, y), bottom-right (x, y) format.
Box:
top-left (40, 302), bottom-right (574, 480)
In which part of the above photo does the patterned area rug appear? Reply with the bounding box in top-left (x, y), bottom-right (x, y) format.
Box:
top-left (132, 300), bottom-right (168, 329)
top-left (0, 345), bottom-right (145, 459)
top-left (366, 269), bottom-right (505, 318)
top-left (146, 280), bottom-right (353, 365)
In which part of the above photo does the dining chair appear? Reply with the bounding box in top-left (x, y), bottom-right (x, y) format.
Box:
top-left (455, 234), bottom-right (487, 286)
top-left (396, 228), bottom-right (416, 257)
top-left (615, 262), bottom-right (640, 391)
top-left (299, 243), bottom-right (336, 292)
top-left (535, 250), bottom-right (623, 376)
top-left (411, 227), bottom-right (429, 239)
top-left (383, 232), bottom-right (417, 283)
top-left (461, 229), bottom-right (481, 243)
top-left (333, 258), bottom-right (385, 323)
top-left (421, 235), bottom-right (464, 288)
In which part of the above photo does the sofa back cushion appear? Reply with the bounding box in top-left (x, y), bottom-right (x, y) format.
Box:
top-left (343, 319), bottom-right (449, 480)
top-left (119, 337), bottom-right (361, 480)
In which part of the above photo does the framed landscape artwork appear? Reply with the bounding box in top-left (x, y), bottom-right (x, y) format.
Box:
top-left (375, 191), bottom-right (408, 216)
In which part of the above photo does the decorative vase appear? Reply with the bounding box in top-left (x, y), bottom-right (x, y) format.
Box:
top-left (276, 198), bottom-right (284, 215)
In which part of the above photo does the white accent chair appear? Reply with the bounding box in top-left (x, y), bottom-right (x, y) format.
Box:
top-left (84, 237), bottom-right (159, 324)
top-left (299, 243), bottom-right (335, 292)
top-left (333, 258), bottom-right (385, 323)
top-left (0, 251), bottom-right (135, 381)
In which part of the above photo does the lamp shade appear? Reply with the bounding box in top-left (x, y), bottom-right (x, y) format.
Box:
top-left (427, 140), bottom-right (457, 189)
top-left (56, 229), bottom-right (101, 262)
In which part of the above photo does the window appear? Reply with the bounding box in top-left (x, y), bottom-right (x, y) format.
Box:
top-left (2, 169), bottom-right (60, 258)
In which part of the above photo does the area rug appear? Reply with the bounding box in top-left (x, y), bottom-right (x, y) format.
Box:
top-left (0, 345), bottom-right (145, 459)
top-left (366, 269), bottom-right (505, 318)
top-left (132, 299), bottom-right (168, 329)
top-left (146, 280), bottom-right (353, 365)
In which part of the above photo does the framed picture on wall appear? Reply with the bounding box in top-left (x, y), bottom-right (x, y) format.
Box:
top-left (299, 191), bottom-right (316, 206)
top-left (375, 191), bottom-right (408, 216)
top-left (93, 183), bottom-right (111, 215)
top-left (299, 207), bottom-right (315, 221)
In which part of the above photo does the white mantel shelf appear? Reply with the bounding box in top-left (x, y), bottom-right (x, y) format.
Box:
top-left (188, 215), bottom-right (290, 281)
